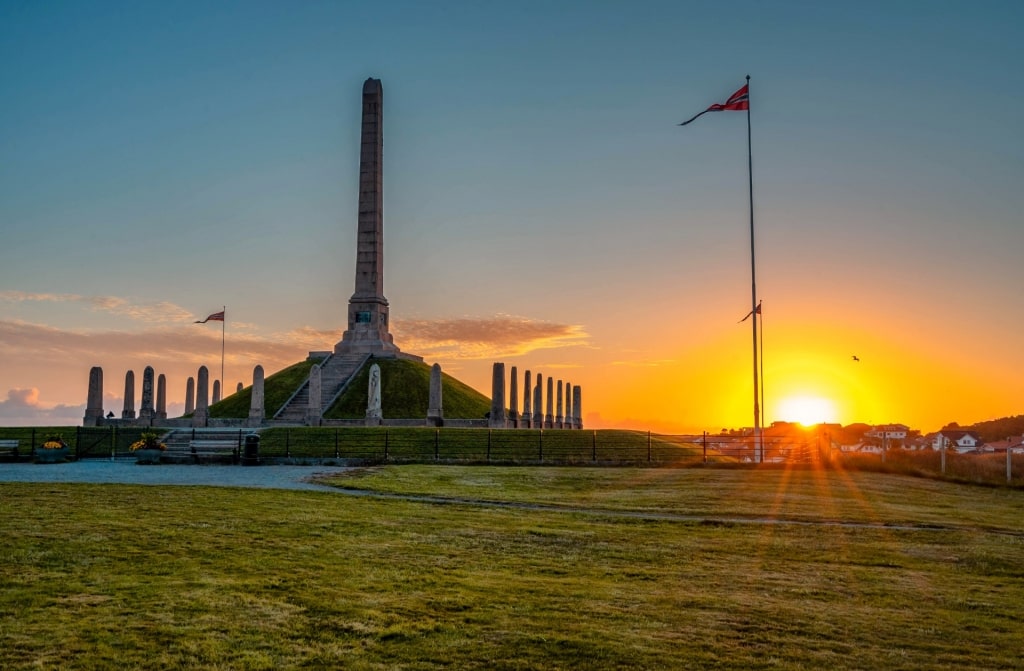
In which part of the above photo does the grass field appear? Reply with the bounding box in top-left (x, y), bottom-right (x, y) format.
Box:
top-left (2, 467), bottom-right (1022, 669)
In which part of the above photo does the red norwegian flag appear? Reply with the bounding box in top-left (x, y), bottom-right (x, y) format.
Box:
top-left (679, 84), bottom-right (749, 126)
top-left (194, 310), bottom-right (225, 324)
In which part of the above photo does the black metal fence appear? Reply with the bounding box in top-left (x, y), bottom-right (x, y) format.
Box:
top-left (0, 426), bottom-right (152, 461)
top-left (0, 426), bottom-right (821, 466)
top-left (249, 428), bottom-right (821, 466)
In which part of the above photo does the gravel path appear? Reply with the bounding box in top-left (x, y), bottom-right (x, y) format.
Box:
top-left (0, 460), bottom-right (344, 492)
top-left (5, 461), bottom-right (1014, 536)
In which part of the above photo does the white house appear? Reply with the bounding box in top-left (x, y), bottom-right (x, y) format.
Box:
top-left (928, 430), bottom-right (984, 454)
top-left (866, 424), bottom-right (909, 441)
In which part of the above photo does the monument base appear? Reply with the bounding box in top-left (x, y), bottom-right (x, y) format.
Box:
top-left (334, 323), bottom-right (401, 357)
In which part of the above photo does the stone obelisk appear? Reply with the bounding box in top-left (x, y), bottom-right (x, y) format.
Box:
top-left (84, 367), bottom-right (104, 426)
top-left (489, 362), bottom-right (507, 429)
top-left (335, 77), bottom-right (400, 357)
top-left (427, 363), bottom-right (443, 427)
top-left (122, 370), bottom-right (136, 419)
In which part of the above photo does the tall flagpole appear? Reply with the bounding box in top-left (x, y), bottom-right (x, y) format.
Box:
top-left (746, 75), bottom-right (761, 463)
top-left (759, 301), bottom-right (764, 432)
top-left (220, 305), bottom-right (226, 398)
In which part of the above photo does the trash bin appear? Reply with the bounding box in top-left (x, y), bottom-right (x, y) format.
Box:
top-left (243, 433), bottom-right (260, 466)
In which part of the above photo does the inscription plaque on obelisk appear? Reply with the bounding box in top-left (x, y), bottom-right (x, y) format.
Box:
top-left (336, 77), bottom-right (400, 357)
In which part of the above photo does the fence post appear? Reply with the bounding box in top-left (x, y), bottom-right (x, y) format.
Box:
top-left (703, 431), bottom-right (707, 464)
top-left (335, 428), bottom-right (340, 458)
top-left (113, 426), bottom-right (118, 458)
top-left (435, 429), bottom-right (440, 461)
top-left (647, 431), bottom-right (652, 463)
top-left (940, 446), bottom-right (945, 474)
top-left (592, 430), bottom-right (597, 462)
top-left (384, 431), bottom-right (389, 461)
top-left (1008, 448), bottom-right (1012, 484)
top-left (32, 427), bottom-right (36, 451)
top-left (286, 429), bottom-right (290, 458)
top-left (539, 429), bottom-right (543, 462)
top-left (487, 429), bottom-right (491, 462)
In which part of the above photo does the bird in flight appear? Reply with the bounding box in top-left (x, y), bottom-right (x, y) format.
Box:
top-left (851, 355), bottom-right (860, 362)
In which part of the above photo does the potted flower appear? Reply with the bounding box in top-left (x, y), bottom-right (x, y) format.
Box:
top-left (35, 433), bottom-right (70, 463)
top-left (130, 432), bottom-right (166, 464)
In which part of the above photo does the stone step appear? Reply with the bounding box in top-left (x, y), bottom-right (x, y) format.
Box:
top-left (318, 353), bottom-right (371, 411)
top-left (272, 353), bottom-right (372, 423)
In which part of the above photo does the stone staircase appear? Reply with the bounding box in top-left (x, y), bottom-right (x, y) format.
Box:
top-left (272, 353), bottom-right (370, 424)
top-left (274, 385), bottom-right (310, 423)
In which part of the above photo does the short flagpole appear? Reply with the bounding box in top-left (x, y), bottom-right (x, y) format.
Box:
top-left (746, 74), bottom-right (762, 463)
top-left (220, 305), bottom-right (226, 398)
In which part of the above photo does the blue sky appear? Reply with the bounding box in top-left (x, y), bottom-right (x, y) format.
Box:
top-left (1, 0), bottom-right (1022, 430)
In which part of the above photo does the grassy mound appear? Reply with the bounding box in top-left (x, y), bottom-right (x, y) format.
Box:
top-left (206, 356), bottom-right (490, 420)
top-left (208, 358), bottom-right (324, 419)
top-left (324, 357), bottom-right (490, 420)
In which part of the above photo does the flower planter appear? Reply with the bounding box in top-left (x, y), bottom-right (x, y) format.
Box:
top-left (34, 447), bottom-right (70, 464)
top-left (135, 448), bottom-right (164, 465)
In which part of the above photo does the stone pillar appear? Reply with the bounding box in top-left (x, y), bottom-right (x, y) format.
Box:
top-left (573, 385), bottom-right (582, 430)
top-left (508, 366), bottom-right (519, 428)
top-left (427, 363), bottom-right (443, 427)
top-left (156, 374), bottom-right (167, 420)
top-left (193, 366), bottom-right (209, 427)
top-left (185, 377), bottom-right (195, 415)
top-left (139, 366), bottom-right (155, 421)
top-left (489, 362), bottom-right (507, 429)
top-left (236, 382), bottom-right (243, 394)
top-left (533, 373), bottom-right (543, 429)
top-left (564, 381), bottom-right (572, 430)
top-left (522, 370), bottom-right (532, 429)
top-left (365, 363), bottom-right (382, 425)
top-left (121, 370), bottom-right (136, 419)
top-left (247, 365), bottom-right (264, 427)
top-left (307, 363), bottom-right (322, 426)
top-left (545, 376), bottom-right (554, 429)
top-left (83, 366), bottom-right (103, 426)
top-left (212, 380), bottom-right (221, 405)
top-left (556, 380), bottom-right (564, 429)
top-left (335, 78), bottom-right (400, 357)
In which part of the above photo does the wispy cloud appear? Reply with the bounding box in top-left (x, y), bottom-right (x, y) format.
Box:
top-left (0, 320), bottom-right (312, 369)
top-left (0, 387), bottom-right (85, 425)
top-left (393, 316), bottom-right (588, 359)
top-left (611, 359), bottom-right (677, 367)
top-left (0, 291), bottom-right (81, 303)
top-left (275, 326), bottom-right (344, 350)
top-left (531, 363), bottom-right (584, 370)
top-left (0, 302), bottom-right (586, 363)
top-left (0, 291), bottom-right (194, 323)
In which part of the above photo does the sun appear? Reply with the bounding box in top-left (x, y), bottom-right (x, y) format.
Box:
top-left (776, 395), bottom-right (837, 426)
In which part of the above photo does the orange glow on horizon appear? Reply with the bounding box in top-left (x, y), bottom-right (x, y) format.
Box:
top-left (775, 395), bottom-right (838, 426)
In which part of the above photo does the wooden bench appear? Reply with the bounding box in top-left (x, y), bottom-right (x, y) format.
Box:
top-left (188, 440), bottom-right (239, 464)
top-left (0, 439), bottom-right (21, 460)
